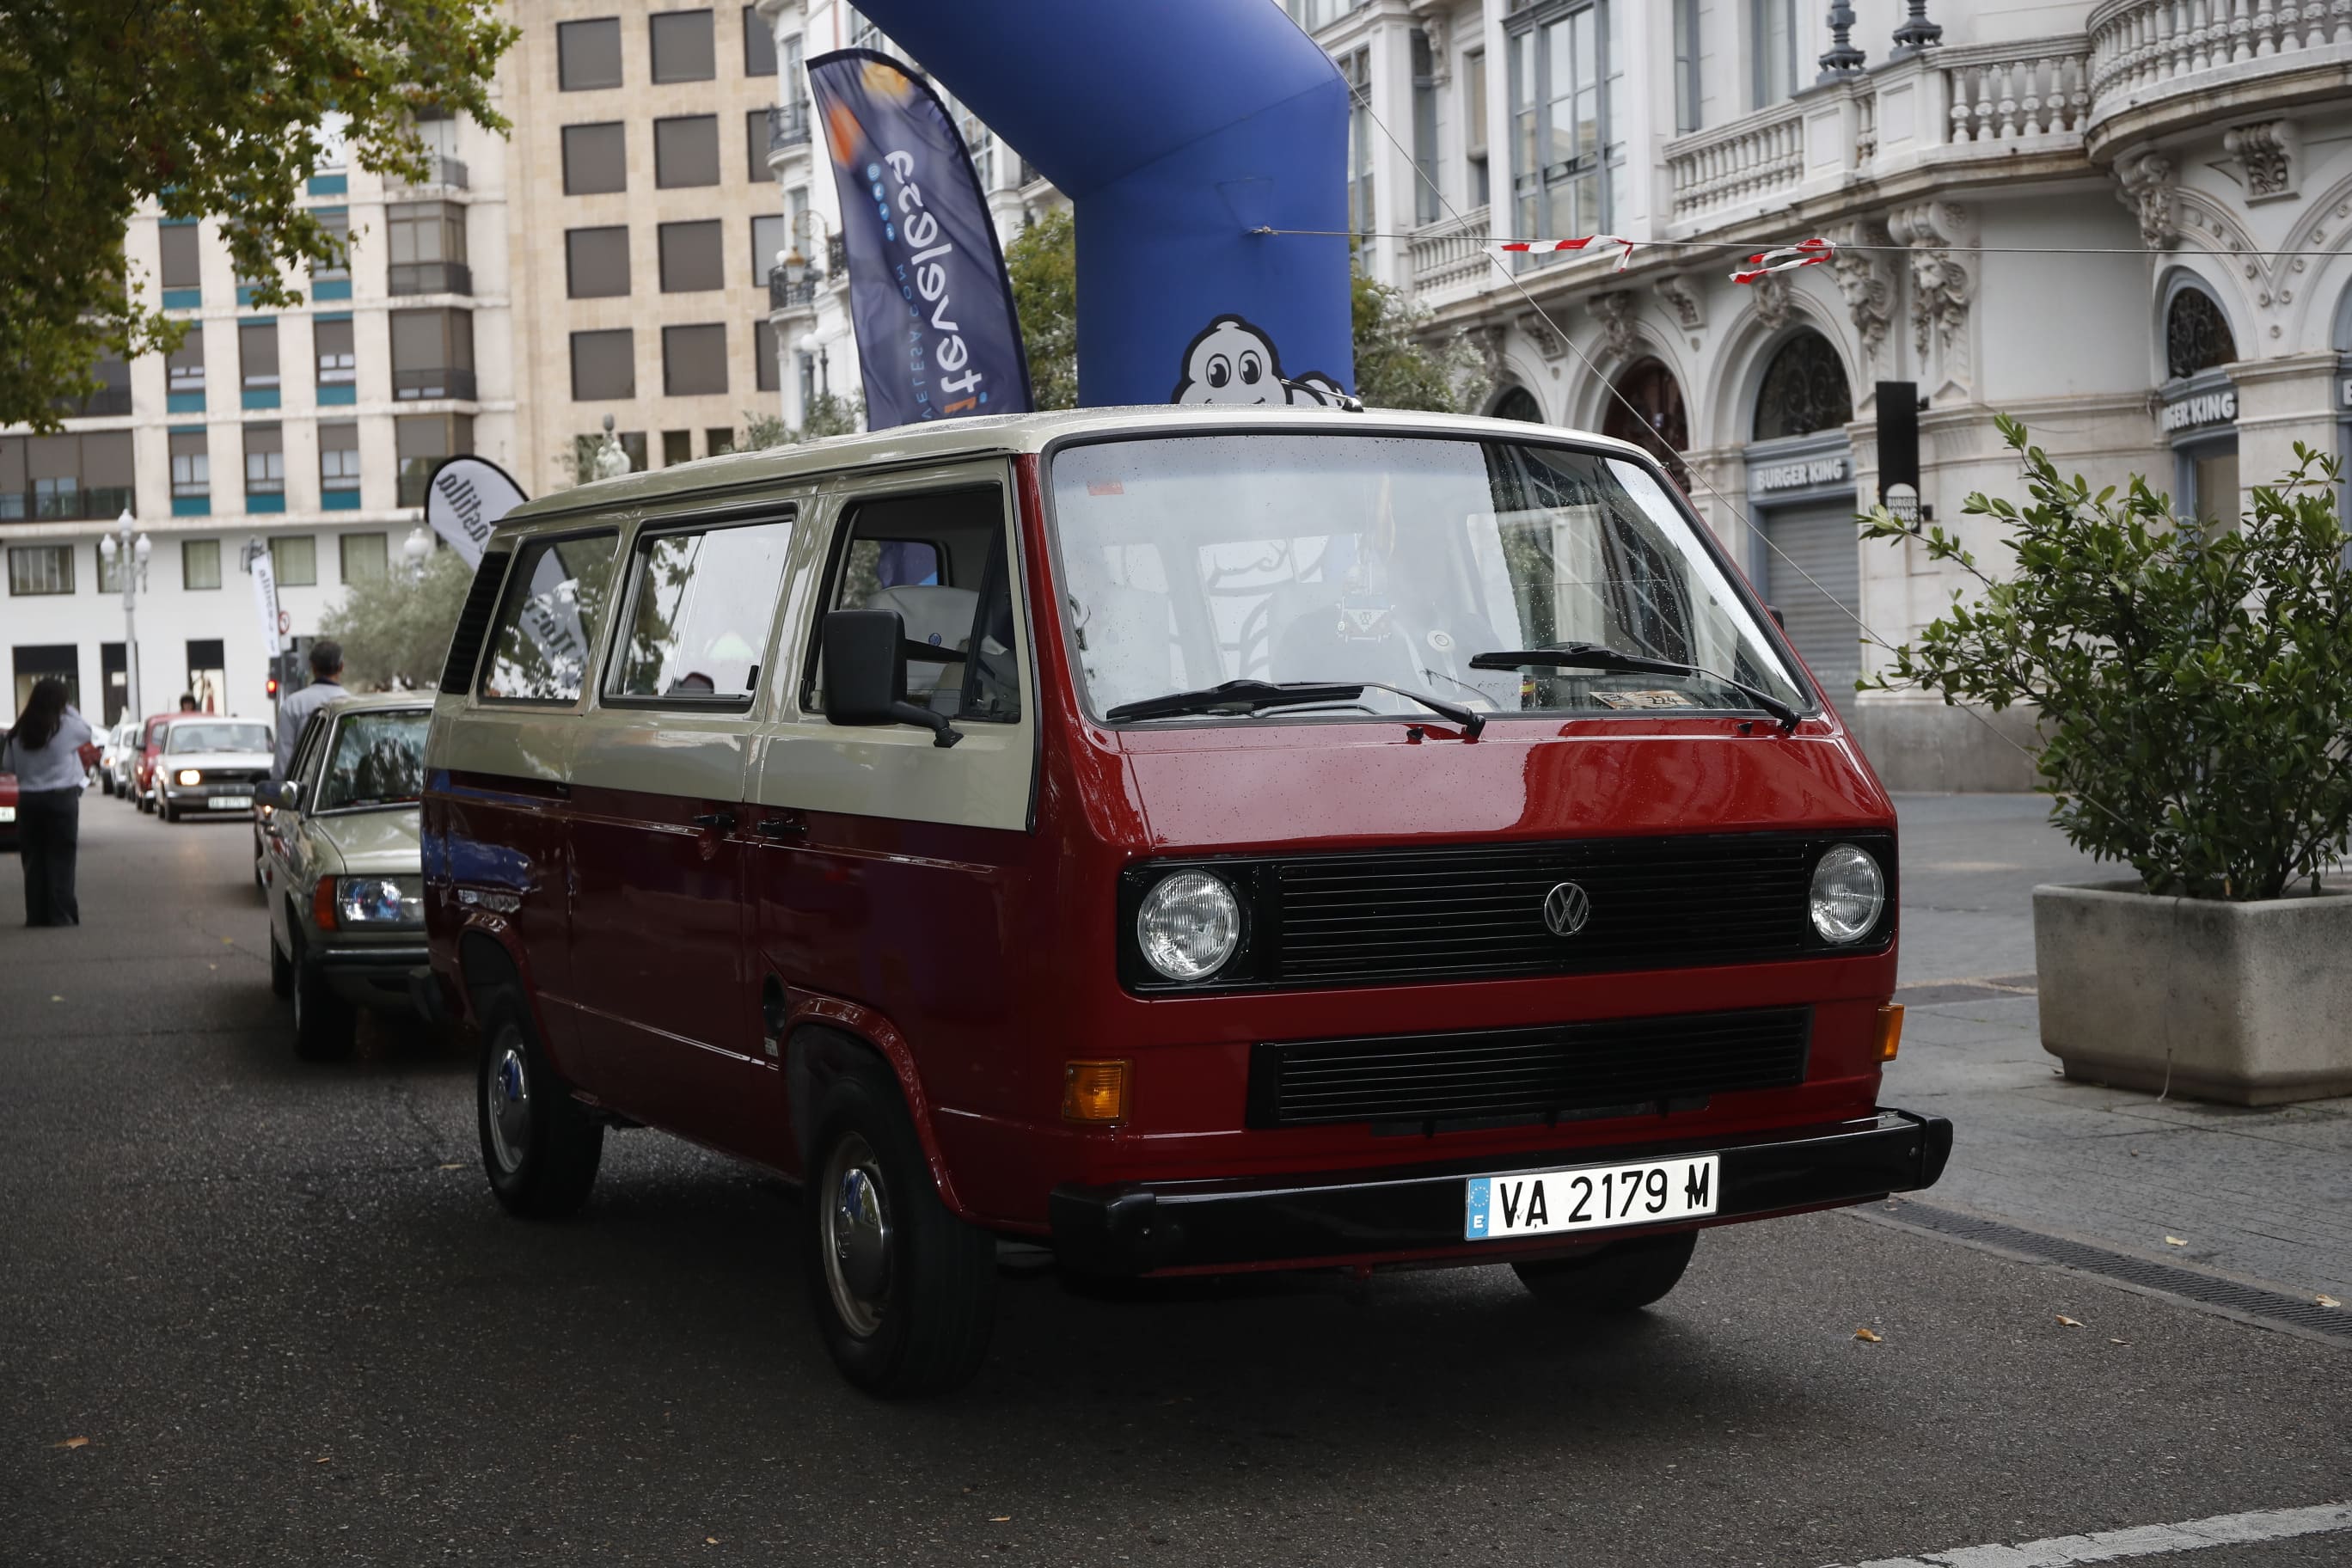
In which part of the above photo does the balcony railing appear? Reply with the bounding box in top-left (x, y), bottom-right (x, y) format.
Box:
top-left (769, 104), bottom-right (812, 151)
top-left (1406, 206), bottom-right (1492, 300)
top-left (769, 266), bottom-right (818, 309)
top-left (393, 154), bottom-right (469, 190)
top-left (2086, 0), bottom-right (2352, 143)
top-left (388, 260), bottom-right (474, 297)
top-left (392, 367), bottom-right (477, 401)
top-left (827, 234), bottom-right (848, 277)
top-left (1667, 103), bottom-right (1806, 225)
top-left (0, 486), bottom-right (135, 523)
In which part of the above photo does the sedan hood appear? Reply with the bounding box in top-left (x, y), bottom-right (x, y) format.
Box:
top-left (310, 805), bottom-right (424, 878)
top-left (163, 750), bottom-right (274, 773)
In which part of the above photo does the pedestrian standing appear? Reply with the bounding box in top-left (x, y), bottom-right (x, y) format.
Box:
top-left (273, 640), bottom-right (347, 785)
top-left (3, 679), bottom-right (99, 927)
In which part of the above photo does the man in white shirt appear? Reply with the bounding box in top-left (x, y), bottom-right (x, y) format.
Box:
top-left (273, 640), bottom-right (348, 785)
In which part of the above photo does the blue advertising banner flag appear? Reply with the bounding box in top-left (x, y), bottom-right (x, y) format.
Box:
top-left (806, 50), bottom-right (1032, 430)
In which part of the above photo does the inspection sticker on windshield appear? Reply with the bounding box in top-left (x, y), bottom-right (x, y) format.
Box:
top-left (1466, 1155), bottom-right (1718, 1240)
top-left (1591, 689), bottom-right (1700, 710)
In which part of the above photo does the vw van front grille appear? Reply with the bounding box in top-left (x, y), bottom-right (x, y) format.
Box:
top-left (1246, 1008), bottom-right (1813, 1129)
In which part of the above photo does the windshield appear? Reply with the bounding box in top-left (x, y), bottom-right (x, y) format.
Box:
top-left (168, 722), bottom-right (271, 754)
top-left (1049, 434), bottom-right (1808, 724)
top-left (315, 711), bottom-right (429, 810)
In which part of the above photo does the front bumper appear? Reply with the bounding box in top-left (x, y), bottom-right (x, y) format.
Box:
top-left (1050, 1107), bottom-right (1952, 1276)
top-left (314, 941), bottom-right (431, 1008)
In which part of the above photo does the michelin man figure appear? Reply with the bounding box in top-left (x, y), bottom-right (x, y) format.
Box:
top-left (1170, 314), bottom-right (1354, 407)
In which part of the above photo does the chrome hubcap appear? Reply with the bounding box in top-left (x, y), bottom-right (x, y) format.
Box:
top-left (821, 1134), bottom-right (891, 1338)
top-left (485, 1033), bottom-right (531, 1174)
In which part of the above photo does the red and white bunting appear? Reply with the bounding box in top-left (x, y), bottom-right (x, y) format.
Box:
top-left (1731, 237), bottom-right (1835, 284)
top-left (1491, 235), bottom-right (1637, 273)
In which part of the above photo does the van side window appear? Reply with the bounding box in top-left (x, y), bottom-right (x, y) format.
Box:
top-left (608, 517), bottom-right (794, 704)
top-left (812, 488), bottom-right (1020, 724)
top-left (478, 531), bottom-right (620, 704)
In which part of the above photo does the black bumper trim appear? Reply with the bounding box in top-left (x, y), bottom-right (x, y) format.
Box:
top-left (1050, 1107), bottom-right (1952, 1276)
top-left (315, 944), bottom-right (430, 973)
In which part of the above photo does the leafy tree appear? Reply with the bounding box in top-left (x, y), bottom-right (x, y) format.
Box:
top-left (0, 0), bottom-right (517, 429)
top-left (1863, 417), bottom-right (2352, 900)
top-left (318, 550), bottom-right (475, 691)
top-left (742, 411), bottom-right (793, 450)
top-left (1005, 208), bottom-right (1078, 409)
top-left (1351, 271), bottom-right (1487, 413)
top-left (799, 391), bottom-right (865, 438)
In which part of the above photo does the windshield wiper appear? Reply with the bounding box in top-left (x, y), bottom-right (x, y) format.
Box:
top-left (1468, 641), bottom-right (1803, 732)
top-left (1106, 678), bottom-right (1485, 738)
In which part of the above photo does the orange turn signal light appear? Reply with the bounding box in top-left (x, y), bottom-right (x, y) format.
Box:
top-left (1874, 1002), bottom-right (1905, 1063)
top-left (1062, 1060), bottom-right (1130, 1124)
top-left (312, 875), bottom-right (340, 933)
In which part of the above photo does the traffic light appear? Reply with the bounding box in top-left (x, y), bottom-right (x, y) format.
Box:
top-left (266, 653), bottom-right (281, 700)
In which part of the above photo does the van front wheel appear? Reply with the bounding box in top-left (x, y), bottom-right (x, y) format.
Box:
top-left (477, 996), bottom-right (603, 1218)
top-left (1511, 1229), bottom-right (1697, 1314)
top-left (803, 1058), bottom-right (996, 1397)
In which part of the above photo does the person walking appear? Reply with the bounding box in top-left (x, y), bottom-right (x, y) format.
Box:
top-left (273, 640), bottom-right (347, 785)
top-left (3, 678), bottom-right (99, 927)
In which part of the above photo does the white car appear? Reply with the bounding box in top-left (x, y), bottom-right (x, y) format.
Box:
top-left (98, 719), bottom-right (142, 797)
top-left (151, 715), bottom-right (274, 824)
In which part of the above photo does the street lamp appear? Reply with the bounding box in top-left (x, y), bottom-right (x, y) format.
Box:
top-left (796, 330), bottom-right (830, 396)
top-left (401, 526), bottom-right (433, 579)
top-left (95, 510), bottom-right (150, 720)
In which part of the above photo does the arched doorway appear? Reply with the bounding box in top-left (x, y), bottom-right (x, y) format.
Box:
top-left (2165, 285), bottom-right (2237, 380)
top-left (1601, 357), bottom-right (1690, 487)
top-left (1752, 331), bottom-right (1853, 440)
top-left (1489, 385), bottom-right (1543, 423)
top-left (1745, 328), bottom-right (1860, 706)
top-left (2160, 280), bottom-right (2239, 524)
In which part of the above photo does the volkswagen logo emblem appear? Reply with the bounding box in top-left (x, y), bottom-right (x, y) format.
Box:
top-left (1542, 881), bottom-right (1591, 937)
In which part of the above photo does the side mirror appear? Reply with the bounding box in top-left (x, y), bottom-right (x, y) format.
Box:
top-left (260, 781), bottom-right (300, 811)
top-left (822, 609), bottom-right (961, 748)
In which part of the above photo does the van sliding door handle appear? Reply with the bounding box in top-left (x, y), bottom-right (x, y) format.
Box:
top-left (692, 811), bottom-right (738, 832)
top-left (756, 815), bottom-right (805, 838)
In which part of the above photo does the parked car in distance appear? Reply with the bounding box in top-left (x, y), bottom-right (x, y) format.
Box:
top-left (98, 720), bottom-right (141, 797)
top-left (261, 693), bottom-right (432, 1059)
top-left (154, 716), bottom-right (273, 823)
top-left (131, 714), bottom-right (175, 813)
top-left (422, 406), bottom-right (1948, 1396)
top-left (0, 769), bottom-right (17, 853)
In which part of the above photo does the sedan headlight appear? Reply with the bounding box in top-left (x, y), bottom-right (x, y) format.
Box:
top-left (1136, 870), bottom-right (1241, 981)
top-left (1810, 843), bottom-right (1885, 944)
top-left (334, 875), bottom-right (425, 926)
top-left (176, 769), bottom-right (203, 787)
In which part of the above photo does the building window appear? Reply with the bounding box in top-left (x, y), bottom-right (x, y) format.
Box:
top-left (662, 430), bottom-right (694, 466)
top-left (1755, 0), bottom-right (1798, 109)
top-left (562, 123), bottom-right (628, 194)
top-left (650, 9), bottom-right (716, 83)
top-left (388, 201), bottom-right (470, 295)
top-left (183, 538), bottom-right (222, 591)
top-left (1411, 30), bottom-right (1441, 226)
top-left (8, 545), bottom-right (75, 597)
top-left (389, 308), bottom-right (475, 400)
top-left (1344, 51), bottom-right (1373, 256)
top-left (1464, 49), bottom-right (1489, 208)
top-left (750, 214), bottom-right (785, 282)
top-left (315, 317), bottom-right (356, 388)
top-left (244, 424), bottom-right (285, 495)
top-left (239, 320), bottom-right (279, 392)
top-left (567, 227), bottom-right (632, 297)
top-left (848, 6), bottom-right (880, 49)
top-left (707, 426), bottom-right (737, 456)
top-left (1752, 330), bottom-right (1853, 441)
top-left (1673, 0), bottom-right (1701, 133)
top-left (1508, 1), bottom-right (1620, 258)
top-left (742, 6), bottom-right (775, 76)
top-left (658, 219), bottom-right (726, 292)
top-left (396, 414), bottom-right (472, 506)
top-left (653, 115), bottom-right (721, 188)
top-left (559, 18), bottom-right (623, 90)
top-left (320, 421), bottom-right (361, 494)
top-left (270, 534), bottom-right (318, 587)
top-left (1288, 0), bottom-right (1359, 28)
top-left (168, 327), bottom-right (206, 395)
top-left (2166, 286), bottom-right (2239, 380)
top-left (572, 329), bottom-right (635, 401)
top-left (662, 323), bottom-right (727, 395)
top-left (159, 222), bottom-right (201, 290)
top-left (756, 319), bottom-right (781, 393)
top-left (340, 532), bottom-right (389, 584)
top-left (0, 432), bottom-right (133, 522)
top-left (186, 639), bottom-right (226, 714)
top-left (169, 429), bottom-right (210, 498)
top-left (746, 108), bottom-right (769, 181)
top-left (312, 209), bottom-right (352, 282)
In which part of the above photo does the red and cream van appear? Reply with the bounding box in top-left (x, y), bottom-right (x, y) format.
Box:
top-left (421, 407), bottom-right (1948, 1395)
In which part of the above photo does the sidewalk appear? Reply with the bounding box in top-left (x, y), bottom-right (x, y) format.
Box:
top-left (1882, 794), bottom-right (2352, 1305)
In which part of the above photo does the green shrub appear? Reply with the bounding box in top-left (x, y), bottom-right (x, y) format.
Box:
top-left (1863, 414), bottom-right (2352, 900)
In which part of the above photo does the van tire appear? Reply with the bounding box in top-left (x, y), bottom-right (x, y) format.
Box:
top-left (1511, 1230), bottom-right (1697, 1314)
top-left (803, 1057), bottom-right (996, 1397)
top-left (477, 995), bottom-right (603, 1219)
top-left (290, 927), bottom-right (355, 1061)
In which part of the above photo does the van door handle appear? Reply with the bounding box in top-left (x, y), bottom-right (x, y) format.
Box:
top-left (693, 811), bottom-right (737, 832)
top-left (756, 814), bottom-right (805, 838)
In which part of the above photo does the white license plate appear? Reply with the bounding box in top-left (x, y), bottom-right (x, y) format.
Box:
top-left (0, 806), bottom-right (14, 822)
top-left (209, 795), bottom-right (253, 811)
top-left (1465, 1155), bottom-right (1718, 1241)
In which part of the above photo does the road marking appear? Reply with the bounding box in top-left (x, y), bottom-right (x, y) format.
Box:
top-left (1846, 1503), bottom-right (2352, 1567)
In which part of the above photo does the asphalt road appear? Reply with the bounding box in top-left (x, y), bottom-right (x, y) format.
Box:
top-left (3, 801), bottom-right (2346, 1567)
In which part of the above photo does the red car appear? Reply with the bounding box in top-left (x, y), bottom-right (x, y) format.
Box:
top-left (130, 713), bottom-right (176, 813)
top-left (0, 769), bottom-right (17, 854)
top-left (421, 409), bottom-right (1947, 1396)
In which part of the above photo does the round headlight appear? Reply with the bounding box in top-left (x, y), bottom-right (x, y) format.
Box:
top-left (1810, 843), bottom-right (1885, 944)
top-left (176, 769), bottom-right (203, 787)
top-left (1136, 871), bottom-right (1241, 981)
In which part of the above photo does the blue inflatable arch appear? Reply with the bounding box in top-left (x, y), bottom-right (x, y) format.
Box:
top-left (850, 0), bottom-right (1355, 407)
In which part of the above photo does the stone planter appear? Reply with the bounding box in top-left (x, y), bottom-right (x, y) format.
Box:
top-left (2034, 880), bottom-right (2352, 1106)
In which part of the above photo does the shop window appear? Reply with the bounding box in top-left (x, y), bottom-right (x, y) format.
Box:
top-left (341, 532), bottom-right (389, 584)
top-left (397, 413), bottom-right (472, 506)
top-left (559, 18), bottom-right (623, 90)
top-left (389, 307), bottom-right (475, 400)
top-left (571, 329), bottom-right (635, 401)
top-left (8, 545), bottom-right (75, 596)
top-left (563, 123), bottom-right (628, 194)
top-left (271, 534), bottom-right (318, 587)
top-left (662, 323), bottom-right (727, 395)
top-left (1752, 331), bottom-right (1853, 441)
top-left (2165, 287), bottom-right (2238, 381)
top-left (658, 219), bottom-right (725, 292)
top-left (742, 6), bottom-right (776, 76)
top-left (651, 9), bottom-right (715, 83)
top-left (479, 531), bottom-right (622, 704)
top-left (654, 115), bottom-right (720, 188)
top-left (608, 517), bottom-right (794, 702)
top-left (183, 538), bottom-right (222, 591)
top-left (567, 226), bottom-right (631, 297)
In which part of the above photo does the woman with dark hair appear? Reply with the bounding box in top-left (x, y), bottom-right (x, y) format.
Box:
top-left (3, 677), bottom-right (97, 925)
